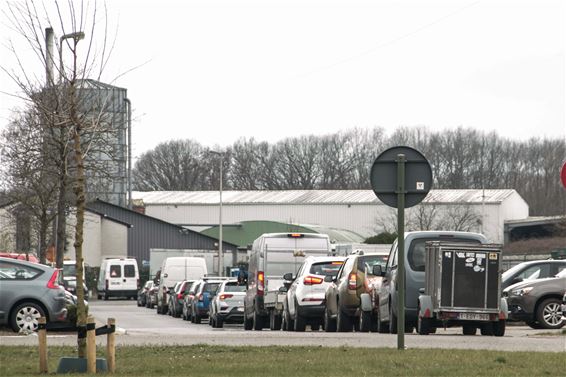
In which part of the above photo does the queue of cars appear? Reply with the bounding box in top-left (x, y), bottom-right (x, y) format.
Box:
top-left (139, 234), bottom-right (565, 335)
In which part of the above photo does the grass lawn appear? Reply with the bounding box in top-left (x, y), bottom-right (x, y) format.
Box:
top-left (0, 345), bottom-right (563, 376)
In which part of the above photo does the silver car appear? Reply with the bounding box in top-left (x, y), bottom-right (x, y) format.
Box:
top-left (209, 280), bottom-right (246, 328)
top-left (0, 257), bottom-right (68, 332)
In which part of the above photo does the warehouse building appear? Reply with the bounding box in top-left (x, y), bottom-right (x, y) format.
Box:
top-left (132, 189), bottom-right (529, 244)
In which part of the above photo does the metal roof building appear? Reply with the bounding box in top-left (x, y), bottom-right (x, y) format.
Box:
top-left (132, 189), bottom-right (529, 244)
top-left (86, 200), bottom-right (239, 271)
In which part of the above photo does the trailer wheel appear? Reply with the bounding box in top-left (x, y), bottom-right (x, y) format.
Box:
top-left (324, 306), bottom-right (336, 332)
top-left (462, 325), bottom-right (477, 336)
top-left (253, 311), bottom-right (263, 330)
top-left (269, 311), bottom-right (282, 331)
top-left (492, 320), bottom-right (505, 337)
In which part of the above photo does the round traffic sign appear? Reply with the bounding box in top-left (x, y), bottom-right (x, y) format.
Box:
top-left (370, 146), bottom-right (432, 208)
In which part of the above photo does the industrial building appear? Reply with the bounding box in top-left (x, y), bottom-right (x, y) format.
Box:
top-left (132, 189), bottom-right (530, 244)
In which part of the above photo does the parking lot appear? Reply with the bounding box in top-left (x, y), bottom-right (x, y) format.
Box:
top-left (1, 299), bottom-right (564, 353)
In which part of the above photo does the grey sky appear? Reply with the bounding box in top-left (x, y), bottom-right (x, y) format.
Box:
top-left (1, 0), bottom-right (564, 160)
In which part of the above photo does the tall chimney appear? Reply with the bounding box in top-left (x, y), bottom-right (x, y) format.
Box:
top-left (45, 27), bottom-right (54, 86)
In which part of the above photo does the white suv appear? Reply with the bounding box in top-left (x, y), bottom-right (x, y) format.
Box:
top-left (282, 256), bottom-right (345, 331)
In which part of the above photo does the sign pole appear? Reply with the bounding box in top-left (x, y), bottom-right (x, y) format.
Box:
top-left (396, 153), bottom-right (406, 350)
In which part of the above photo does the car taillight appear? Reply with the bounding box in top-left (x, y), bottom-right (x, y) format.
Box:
top-left (303, 276), bottom-right (324, 285)
top-left (46, 270), bottom-right (60, 289)
top-left (257, 271), bottom-right (265, 296)
top-left (220, 294), bottom-right (233, 300)
top-left (177, 293), bottom-right (183, 300)
top-left (348, 272), bottom-right (357, 290)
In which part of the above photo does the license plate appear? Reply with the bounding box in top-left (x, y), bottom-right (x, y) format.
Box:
top-left (459, 313), bottom-right (489, 321)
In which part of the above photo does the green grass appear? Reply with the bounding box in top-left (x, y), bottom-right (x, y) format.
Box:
top-left (0, 345), bottom-right (562, 376)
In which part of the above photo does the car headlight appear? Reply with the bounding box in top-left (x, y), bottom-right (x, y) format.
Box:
top-left (511, 286), bottom-right (533, 296)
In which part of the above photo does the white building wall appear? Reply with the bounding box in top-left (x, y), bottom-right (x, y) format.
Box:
top-left (144, 200), bottom-right (518, 244)
top-left (101, 219), bottom-right (127, 261)
top-left (73, 211), bottom-right (102, 266)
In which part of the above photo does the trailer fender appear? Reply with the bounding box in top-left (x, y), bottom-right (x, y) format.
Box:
top-left (360, 293), bottom-right (372, 312)
top-left (418, 295), bottom-right (433, 318)
top-left (499, 297), bottom-right (508, 320)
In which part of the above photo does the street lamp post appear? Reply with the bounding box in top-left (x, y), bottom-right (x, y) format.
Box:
top-left (59, 31), bottom-right (85, 83)
top-left (209, 151), bottom-right (224, 276)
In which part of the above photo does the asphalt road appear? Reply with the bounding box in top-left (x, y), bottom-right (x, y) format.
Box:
top-left (1, 299), bottom-right (565, 352)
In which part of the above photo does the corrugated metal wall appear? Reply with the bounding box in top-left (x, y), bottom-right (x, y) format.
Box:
top-left (87, 201), bottom-right (238, 264)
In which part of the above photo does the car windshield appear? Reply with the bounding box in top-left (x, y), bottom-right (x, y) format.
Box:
top-left (309, 261), bottom-right (344, 277)
top-left (502, 263), bottom-right (527, 281)
top-left (203, 283), bottom-right (220, 294)
top-left (358, 255), bottom-right (388, 275)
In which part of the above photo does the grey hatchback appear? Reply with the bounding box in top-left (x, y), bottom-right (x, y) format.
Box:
top-left (0, 257), bottom-right (68, 332)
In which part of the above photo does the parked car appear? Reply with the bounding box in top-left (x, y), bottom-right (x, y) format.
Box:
top-left (62, 260), bottom-right (90, 300)
top-left (182, 280), bottom-right (201, 321)
top-left (503, 269), bottom-right (566, 329)
top-left (0, 257), bottom-right (68, 332)
top-left (281, 256), bottom-right (345, 331)
top-left (97, 258), bottom-right (139, 300)
top-left (168, 280), bottom-right (194, 318)
top-left (209, 280), bottom-right (246, 328)
top-left (190, 279), bottom-right (223, 324)
top-left (501, 260), bottom-right (566, 290)
top-left (146, 281), bottom-right (159, 309)
top-left (138, 281), bottom-right (155, 307)
top-left (323, 253), bottom-right (387, 332)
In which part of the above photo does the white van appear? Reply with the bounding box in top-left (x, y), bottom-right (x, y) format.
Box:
top-left (97, 258), bottom-right (139, 300)
top-left (156, 257), bottom-right (208, 314)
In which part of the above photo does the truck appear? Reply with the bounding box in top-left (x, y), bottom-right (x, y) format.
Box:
top-left (417, 241), bottom-right (507, 336)
top-left (243, 233), bottom-right (332, 331)
top-left (332, 243), bottom-right (391, 257)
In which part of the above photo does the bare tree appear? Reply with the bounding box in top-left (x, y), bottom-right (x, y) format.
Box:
top-left (3, 0), bottom-right (118, 356)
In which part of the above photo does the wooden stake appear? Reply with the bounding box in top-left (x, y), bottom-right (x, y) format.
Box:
top-left (107, 318), bottom-right (116, 373)
top-left (86, 315), bottom-right (96, 373)
top-left (38, 317), bottom-right (48, 374)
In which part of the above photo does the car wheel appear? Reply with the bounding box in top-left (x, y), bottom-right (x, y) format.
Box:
top-left (104, 293), bottom-right (109, 301)
top-left (417, 304), bottom-right (431, 335)
top-left (359, 310), bottom-right (372, 332)
top-left (462, 325), bottom-right (477, 336)
top-left (376, 304), bottom-right (388, 333)
top-left (389, 305), bottom-right (398, 334)
top-left (311, 323), bottom-right (321, 331)
top-left (10, 302), bottom-right (45, 332)
top-left (324, 306), bottom-right (336, 332)
top-left (216, 317), bottom-right (224, 328)
top-left (244, 314), bottom-right (253, 331)
top-left (253, 310), bottom-right (263, 330)
top-left (294, 304), bottom-right (307, 332)
top-left (194, 313), bottom-right (201, 324)
top-left (282, 304), bottom-right (294, 331)
top-left (492, 320), bottom-right (505, 337)
top-left (536, 298), bottom-right (565, 329)
top-left (336, 307), bottom-right (353, 332)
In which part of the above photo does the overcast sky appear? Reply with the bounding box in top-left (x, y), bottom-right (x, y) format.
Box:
top-left (1, 0), bottom-right (564, 160)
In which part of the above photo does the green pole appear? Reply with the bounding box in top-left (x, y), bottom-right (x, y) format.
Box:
top-left (396, 153), bottom-right (406, 350)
